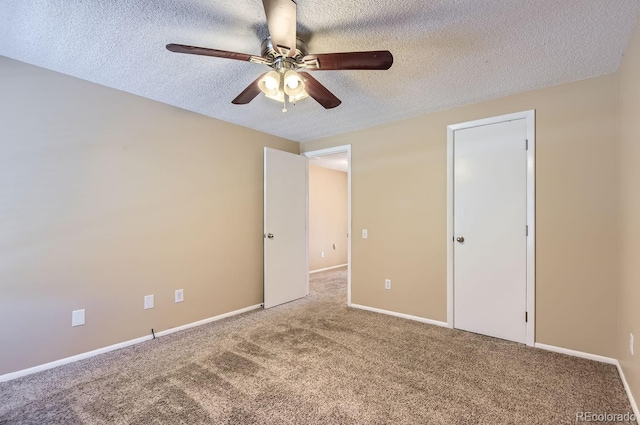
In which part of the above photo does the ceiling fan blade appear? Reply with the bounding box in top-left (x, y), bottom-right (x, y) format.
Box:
top-left (166, 44), bottom-right (268, 64)
top-left (302, 51), bottom-right (393, 70)
top-left (262, 0), bottom-right (297, 57)
top-left (299, 72), bottom-right (341, 109)
top-left (232, 73), bottom-right (266, 105)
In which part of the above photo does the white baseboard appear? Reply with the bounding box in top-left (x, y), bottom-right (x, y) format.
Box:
top-left (534, 344), bottom-right (637, 421)
top-left (154, 303), bottom-right (262, 338)
top-left (309, 264), bottom-right (348, 274)
top-left (0, 335), bottom-right (154, 383)
top-left (349, 303), bottom-right (449, 328)
top-left (617, 362), bottom-right (640, 421)
top-left (533, 343), bottom-right (617, 364)
top-left (0, 303), bottom-right (263, 383)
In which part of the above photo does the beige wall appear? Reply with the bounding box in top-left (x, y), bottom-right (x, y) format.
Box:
top-left (0, 57), bottom-right (298, 375)
top-left (302, 74), bottom-right (619, 358)
top-left (1, 43), bottom-right (632, 379)
top-left (309, 166), bottom-right (347, 271)
top-left (618, 16), bottom-right (640, 412)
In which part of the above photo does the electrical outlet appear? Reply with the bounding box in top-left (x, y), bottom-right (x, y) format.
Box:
top-left (385, 279), bottom-right (391, 290)
top-left (321, 251), bottom-right (325, 258)
top-left (144, 295), bottom-right (154, 310)
top-left (362, 229), bottom-right (368, 239)
top-left (631, 333), bottom-right (635, 356)
top-left (72, 309), bottom-right (85, 327)
top-left (175, 289), bottom-right (184, 303)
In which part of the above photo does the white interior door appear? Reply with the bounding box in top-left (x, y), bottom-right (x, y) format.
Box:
top-left (264, 147), bottom-right (308, 309)
top-left (453, 119), bottom-right (528, 343)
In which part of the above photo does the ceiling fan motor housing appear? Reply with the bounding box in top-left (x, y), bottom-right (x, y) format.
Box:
top-left (261, 37), bottom-right (308, 71)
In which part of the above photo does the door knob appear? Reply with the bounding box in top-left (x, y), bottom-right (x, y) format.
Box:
top-left (456, 236), bottom-right (465, 243)
top-left (267, 233), bottom-right (274, 239)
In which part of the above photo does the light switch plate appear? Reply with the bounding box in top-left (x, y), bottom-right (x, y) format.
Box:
top-left (175, 289), bottom-right (184, 303)
top-left (385, 279), bottom-right (391, 290)
top-left (362, 229), bottom-right (368, 239)
top-left (72, 309), bottom-right (85, 327)
top-left (144, 295), bottom-right (154, 310)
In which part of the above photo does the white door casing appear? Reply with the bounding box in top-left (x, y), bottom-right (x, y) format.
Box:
top-left (447, 111), bottom-right (536, 346)
top-left (264, 148), bottom-right (309, 309)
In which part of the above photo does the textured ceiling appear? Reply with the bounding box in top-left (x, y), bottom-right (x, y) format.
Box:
top-left (0, 1), bottom-right (638, 143)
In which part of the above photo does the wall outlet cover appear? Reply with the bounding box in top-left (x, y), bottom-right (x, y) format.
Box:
top-left (144, 295), bottom-right (154, 310)
top-left (72, 309), bottom-right (85, 327)
top-left (385, 279), bottom-right (391, 290)
top-left (175, 289), bottom-right (184, 303)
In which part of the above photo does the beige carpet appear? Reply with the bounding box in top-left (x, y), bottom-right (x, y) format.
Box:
top-left (0, 267), bottom-right (633, 424)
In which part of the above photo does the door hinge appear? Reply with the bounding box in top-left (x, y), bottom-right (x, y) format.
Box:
top-left (526, 225), bottom-right (529, 236)
top-left (526, 139), bottom-right (529, 150)
top-left (525, 312), bottom-right (528, 322)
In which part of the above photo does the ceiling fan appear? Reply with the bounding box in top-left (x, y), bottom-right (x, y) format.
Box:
top-left (166, 0), bottom-right (393, 112)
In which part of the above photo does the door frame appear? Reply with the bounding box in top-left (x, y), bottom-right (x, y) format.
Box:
top-left (302, 145), bottom-right (352, 306)
top-left (446, 110), bottom-right (536, 347)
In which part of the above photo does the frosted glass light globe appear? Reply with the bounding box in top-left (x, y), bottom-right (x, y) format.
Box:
top-left (265, 77), bottom-right (278, 90)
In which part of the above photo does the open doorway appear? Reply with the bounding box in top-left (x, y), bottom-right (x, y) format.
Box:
top-left (302, 146), bottom-right (352, 305)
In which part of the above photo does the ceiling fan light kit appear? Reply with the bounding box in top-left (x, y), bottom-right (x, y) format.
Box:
top-left (255, 38), bottom-right (310, 111)
top-left (166, 0), bottom-right (393, 112)
top-left (256, 60), bottom-right (308, 112)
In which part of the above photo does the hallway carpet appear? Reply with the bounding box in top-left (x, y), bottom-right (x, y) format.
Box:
top-left (0, 268), bottom-right (632, 424)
